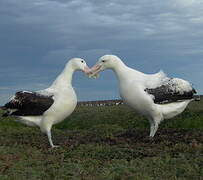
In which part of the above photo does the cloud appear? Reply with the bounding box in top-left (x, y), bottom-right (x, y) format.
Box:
top-left (0, 87), bottom-right (10, 90)
top-left (42, 48), bottom-right (112, 65)
top-left (0, 0), bottom-right (203, 105)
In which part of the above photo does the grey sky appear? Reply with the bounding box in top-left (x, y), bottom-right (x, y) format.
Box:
top-left (0, 0), bottom-right (203, 105)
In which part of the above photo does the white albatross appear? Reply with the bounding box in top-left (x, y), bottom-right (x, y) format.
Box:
top-left (89, 55), bottom-right (198, 137)
top-left (1, 58), bottom-right (90, 147)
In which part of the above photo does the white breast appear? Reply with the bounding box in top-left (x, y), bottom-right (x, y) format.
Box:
top-left (44, 86), bottom-right (77, 125)
top-left (119, 78), bottom-right (155, 117)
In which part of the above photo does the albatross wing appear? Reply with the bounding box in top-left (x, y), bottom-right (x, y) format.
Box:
top-left (3, 91), bottom-right (54, 116)
top-left (145, 78), bottom-right (196, 104)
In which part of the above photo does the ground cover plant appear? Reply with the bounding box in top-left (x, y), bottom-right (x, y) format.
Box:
top-left (0, 99), bottom-right (202, 179)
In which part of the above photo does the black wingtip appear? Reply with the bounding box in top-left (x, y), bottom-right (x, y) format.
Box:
top-left (192, 88), bottom-right (197, 94)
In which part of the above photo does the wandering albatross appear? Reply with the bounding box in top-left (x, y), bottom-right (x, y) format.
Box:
top-left (89, 55), bottom-right (198, 137)
top-left (1, 58), bottom-right (90, 147)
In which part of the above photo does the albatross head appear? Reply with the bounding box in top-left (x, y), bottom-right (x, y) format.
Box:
top-left (68, 58), bottom-right (91, 74)
top-left (88, 55), bottom-right (122, 78)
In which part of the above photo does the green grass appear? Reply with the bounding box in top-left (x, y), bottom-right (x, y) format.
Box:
top-left (0, 100), bottom-right (202, 179)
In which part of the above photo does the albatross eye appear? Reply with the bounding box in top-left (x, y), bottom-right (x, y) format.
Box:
top-left (81, 60), bottom-right (84, 63)
top-left (101, 60), bottom-right (106, 63)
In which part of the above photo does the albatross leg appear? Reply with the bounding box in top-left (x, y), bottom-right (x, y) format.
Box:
top-left (47, 130), bottom-right (59, 148)
top-left (40, 118), bottom-right (59, 148)
top-left (149, 122), bottom-right (154, 137)
top-left (149, 118), bottom-right (160, 137)
top-left (151, 122), bottom-right (159, 137)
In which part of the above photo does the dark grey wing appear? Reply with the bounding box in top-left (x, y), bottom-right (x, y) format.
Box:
top-left (145, 82), bottom-right (196, 104)
top-left (3, 91), bottom-right (54, 116)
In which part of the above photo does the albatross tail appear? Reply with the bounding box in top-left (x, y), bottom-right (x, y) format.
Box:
top-left (18, 116), bottom-right (42, 127)
top-left (158, 99), bottom-right (192, 119)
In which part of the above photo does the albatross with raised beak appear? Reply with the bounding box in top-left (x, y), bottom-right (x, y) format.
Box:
top-left (1, 58), bottom-right (90, 147)
top-left (89, 55), bottom-right (198, 137)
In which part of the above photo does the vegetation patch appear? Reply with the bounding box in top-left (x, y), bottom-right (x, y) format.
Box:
top-left (0, 100), bottom-right (202, 179)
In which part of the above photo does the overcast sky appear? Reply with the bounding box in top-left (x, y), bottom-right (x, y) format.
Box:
top-left (0, 0), bottom-right (203, 105)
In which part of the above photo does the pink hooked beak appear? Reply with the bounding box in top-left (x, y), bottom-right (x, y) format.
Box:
top-left (88, 64), bottom-right (102, 77)
top-left (83, 65), bottom-right (92, 74)
top-left (90, 64), bottom-right (101, 72)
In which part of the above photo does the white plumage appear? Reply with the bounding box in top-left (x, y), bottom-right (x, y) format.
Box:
top-left (2, 58), bottom-right (90, 147)
top-left (89, 55), bottom-right (197, 137)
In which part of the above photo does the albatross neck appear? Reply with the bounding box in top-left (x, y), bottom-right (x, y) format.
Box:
top-left (50, 63), bottom-right (75, 89)
top-left (112, 61), bottom-right (144, 82)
